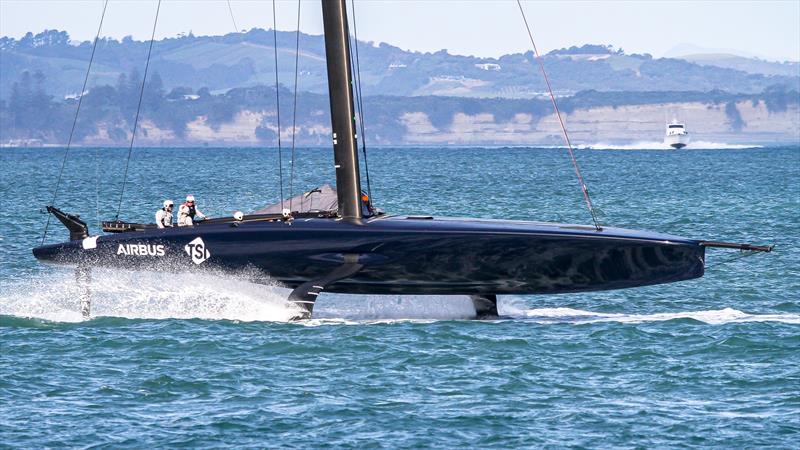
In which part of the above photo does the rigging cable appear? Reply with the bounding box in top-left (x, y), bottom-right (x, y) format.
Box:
top-left (704, 249), bottom-right (770, 270)
top-left (41, 0), bottom-right (109, 245)
top-left (289, 0), bottom-right (301, 212)
top-left (94, 136), bottom-right (100, 230)
top-left (226, 0), bottom-right (239, 32)
top-left (115, 0), bottom-right (162, 220)
top-left (272, 0), bottom-right (285, 211)
top-left (516, 0), bottom-right (601, 230)
top-left (349, 0), bottom-right (373, 203)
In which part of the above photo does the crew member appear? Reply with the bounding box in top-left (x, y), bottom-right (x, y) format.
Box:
top-left (155, 200), bottom-right (174, 228)
top-left (361, 193), bottom-right (375, 216)
top-left (178, 194), bottom-right (207, 227)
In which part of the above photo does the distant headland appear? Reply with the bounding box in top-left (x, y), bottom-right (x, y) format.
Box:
top-left (2, 30), bottom-right (798, 146)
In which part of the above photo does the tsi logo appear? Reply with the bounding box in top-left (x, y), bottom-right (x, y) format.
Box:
top-left (184, 237), bottom-right (210, 265)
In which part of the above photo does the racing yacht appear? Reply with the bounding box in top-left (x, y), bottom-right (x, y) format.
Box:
top-left (33, 0), bottom-right (770, 320)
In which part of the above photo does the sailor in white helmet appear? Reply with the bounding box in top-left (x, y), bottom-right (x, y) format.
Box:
top-left (178, 194), bottom-right (207, 227)
top-left (155, 199), bottom-right (174, 228)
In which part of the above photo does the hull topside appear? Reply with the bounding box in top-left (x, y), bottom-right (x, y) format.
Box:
top-left (33, 216), bottom-right (705, 295)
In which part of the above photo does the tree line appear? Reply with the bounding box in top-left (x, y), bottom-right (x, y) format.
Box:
top-left (1, 69), bottom-right (797, 145)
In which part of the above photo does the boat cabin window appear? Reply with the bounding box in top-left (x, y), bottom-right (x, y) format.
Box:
top-left (668, 124), bottom-right (684, 128)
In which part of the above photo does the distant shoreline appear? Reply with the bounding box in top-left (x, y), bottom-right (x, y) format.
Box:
top-left (3, 142), bottom-right (794, 150)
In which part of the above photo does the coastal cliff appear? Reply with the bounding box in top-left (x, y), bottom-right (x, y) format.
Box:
top-left (64, 99), bottom-right (799, 147)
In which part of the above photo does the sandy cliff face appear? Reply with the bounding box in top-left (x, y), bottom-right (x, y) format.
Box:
top-left (81, 101), bottom-right (798, 147)
top-left (186, 111), bottom-right (265, 145)
top-left (401, 101), bottom-right (800, 145)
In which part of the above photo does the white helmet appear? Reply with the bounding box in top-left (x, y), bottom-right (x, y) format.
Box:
top-left (233, 211), bottom-right (244, 221)
top-left (163, 199), bottom-right (174, 208)
top-left (186, 194), bottom-right (195, 202)
top-left (282, 208), bottom-right (291, 219)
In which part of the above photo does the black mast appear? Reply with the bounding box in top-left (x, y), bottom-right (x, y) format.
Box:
top-left (321, 0), bottom-right (362, 220)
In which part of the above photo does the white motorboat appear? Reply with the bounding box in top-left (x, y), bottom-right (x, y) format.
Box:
top-left (665, 120), bottom-right (690, 149)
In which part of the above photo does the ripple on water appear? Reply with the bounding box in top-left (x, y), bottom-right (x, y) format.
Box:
top-left (1, 146), bottom-right (799, 447)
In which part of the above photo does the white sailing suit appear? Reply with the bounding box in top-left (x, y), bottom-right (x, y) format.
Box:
top-left (178, 201), bottom-right (206, 227)
top-left (177, 204), bottom-right (194, 227)
top-left (155, 208), bottom-right (173, 228)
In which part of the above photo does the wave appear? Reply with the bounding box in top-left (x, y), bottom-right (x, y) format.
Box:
top-left (305, 304), bottom-right (800, 326)
top-left (1, 269), bottom-right (797, 325)
top-left (573, 141), bottom-right (764, 150)
top-left (504, 306), bottom-right (800, 325)
top-left (0, 268), bottom-right (300, 323)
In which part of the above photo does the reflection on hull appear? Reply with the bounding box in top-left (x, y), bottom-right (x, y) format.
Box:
top-left (33, 216), bottom-right (705, 296)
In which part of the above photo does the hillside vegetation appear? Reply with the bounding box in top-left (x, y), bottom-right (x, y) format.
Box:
top-left (2, 30), bottom-right (798, 146)
top-left (1, 67), bottom-right (797, 146)
top-left (2, 30), bottom-right (798, 100)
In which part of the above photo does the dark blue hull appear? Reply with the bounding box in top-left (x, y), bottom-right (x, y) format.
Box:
top-left (33, 216), bottom-right (705, 295)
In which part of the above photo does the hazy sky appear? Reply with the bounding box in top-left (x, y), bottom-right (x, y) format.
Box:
top-left (1, 0), bottom-right (798, 62)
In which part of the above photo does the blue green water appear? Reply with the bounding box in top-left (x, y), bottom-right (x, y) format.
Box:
top-left (1, 145), bottom-right (799, 447)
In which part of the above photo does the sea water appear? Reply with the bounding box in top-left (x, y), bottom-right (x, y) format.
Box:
top-left (1, 145), bottom-right (798, 447)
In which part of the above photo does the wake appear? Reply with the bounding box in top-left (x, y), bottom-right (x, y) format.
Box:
top-left (504, 306), bottom-right (800, 325)
top-left (573, 141), bottom-right (763, 150)
top-left (0, 268), bottom-right (797, 325)
top-left (0, 268), bottom-right (299, 323)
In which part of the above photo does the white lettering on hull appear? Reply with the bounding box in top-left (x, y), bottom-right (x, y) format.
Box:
top-left (116, 243), bottom-right (166, 256)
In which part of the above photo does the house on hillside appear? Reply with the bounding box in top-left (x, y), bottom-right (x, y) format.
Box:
top-left (474, 63), bottom-right (501, 71)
